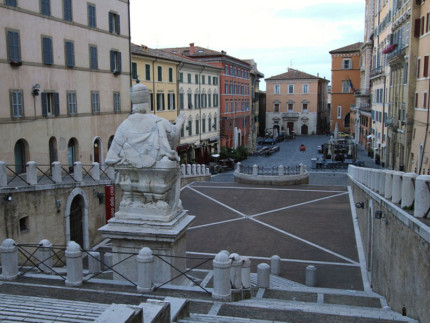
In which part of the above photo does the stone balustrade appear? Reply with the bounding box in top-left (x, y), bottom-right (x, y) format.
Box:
top-left (348, 165), bottom-right (429, 218)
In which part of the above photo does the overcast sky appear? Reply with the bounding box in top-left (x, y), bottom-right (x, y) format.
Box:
top-left (129, 0), bottom-right (365, 89)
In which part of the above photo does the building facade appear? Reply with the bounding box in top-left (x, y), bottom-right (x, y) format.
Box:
top-left (1, 0), bottom-right (131, 172)
top-left (164, 44), bottom-right (252, 149)
top-left (330, 43), bottom-right (363, 134)
top-left (265, 68), bottom-right (329, 137)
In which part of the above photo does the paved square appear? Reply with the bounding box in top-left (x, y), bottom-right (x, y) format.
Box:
top-left (182, 182), bottom-right (364, 290)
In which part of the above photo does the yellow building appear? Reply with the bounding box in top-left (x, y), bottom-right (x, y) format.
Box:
top-left (1, 0), bottom-right (131, 172)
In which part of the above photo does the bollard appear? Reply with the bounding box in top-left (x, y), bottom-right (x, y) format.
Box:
top-left (26, 161), bottom-right (37, 185)
top-left (414, 175), bottom-right (430, 218)
top-left (65, 241), bottom-right (83, 287)
top-left (91, 162), bottom-right (101, 181)
top-left (106, 165), bottom-right (115, 180)
top-left (229, 253), bottom-right (243, 301)
top-left (103, 252), bottom-right (113, 270)
top-left (38, 239), bottom-right (53, 274)
top-left (271, 255), bottom-right (281, 276)
top-left (137, 247), bottom-right (154, 292)
top-left (306, 265), bottom-right (316, 287)
top-left (278, 165), bottom-right (284, 176)
top-left (212, 251), bottom-right (232, 301)
top-left (0, 239), bottom-right (18, 280)
top-left (192, 164), bottom-right (196, 175)
top-left (392, 171), bottom-right (404, 204)
top-left (401, 173), bottom-right (417, 209)
top-left (186, 164), bottom-right (191, 175)
top-left (0, 161), bottom-right (7, 187)
top-left (181, 164), bottom-right (186, 176)
top-left (257, 263), bottom-right (270, 288)
top-left (252, 164), bottom-right (258, 176)
top-left (378, 170), bottom-right (386, 196)
top-left (51, 161), bottom-right (62, 184)
top-left (384, 171), bottom-right (395, 199)
top-left (236, 162), bottom-right (241, 173)
top-left (88, 252), bottom-right (101, 274)
top-left (241, 257), bottom-right (251, 299)
top-left (73, 162), bottom-right (83, 182)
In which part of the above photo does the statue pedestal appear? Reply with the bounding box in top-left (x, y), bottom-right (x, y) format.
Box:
top-left (98, 162), bottom-right (194, 285)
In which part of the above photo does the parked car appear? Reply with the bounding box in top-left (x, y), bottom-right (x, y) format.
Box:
top-left (261, 138), bottom-right (276, 145)
top-left (270, 145), bottom-right (280, 153)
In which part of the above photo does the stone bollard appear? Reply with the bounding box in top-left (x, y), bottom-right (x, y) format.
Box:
top-left (271, 255), bottom-right (281, 276)
top-left (186, 164), bottom-right (191, 176)
top-left (106, 165), bottom-right (115, 180)
top-left (241, 257), bottom-right (251, 299)
top-left (26, 161), bottom-right (37, 185)
top-left (38, 239), bottom-right (53, 274)
top-left (392, 171), bottom-right (404, 204)
top-left (206, 167), bottom-right (211, 175)
top-left (229, 253), bottom-right (243, 301)
top-left (278, 165), bottom-right (284, 176)
top-left (73, 162), bottom-right (83, 182)
top-left (384, 171), bottom-right (395, 199)
top-left (88, 252), bottom-right (101, 274)
top-left (414, 175), bottom-right (430, 218)
top-left (306, 265), bottom-right (316, 287)
top-left (91, 162), bottom-right (101, 181)
top-left (137, 247), bottom-right (153, 292)
top-left (236, 162), bottom-right (241, 173)
top-left (401, 173), bottom-right (417, 209)
top-left (212, 251), bottom-right (232, 301)
top-left (252, 164), bottom-right (258, 176)
top-left (0, 161), bottom-right (7, 187)
top-left (65, 241), bottom-right (83, 287)
top-left (299, 163), bottom-right (305, 175)
top-left (257, 263), bottom-right (270, 288)
top-left (192, 164), bottom-right (196, 175)
top-left (103, 252), bottom-right (113, 270)
top-left (378, 170), bottom-right (386, 196)
top-left (0, 238), bottom-right (18, 280)
top-left (181, 164), bottom-right (186, 176)
top-left (51, 161), bottom-right (62, 184)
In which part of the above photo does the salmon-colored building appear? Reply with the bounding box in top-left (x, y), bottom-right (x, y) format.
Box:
top-left (329, 42), bottom-right (363, 133)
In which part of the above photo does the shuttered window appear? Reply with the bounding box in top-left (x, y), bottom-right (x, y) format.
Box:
top-left (108, 12), bottom-right (120, 34)
top-left (64, 0), bottom-right (72, 21)
top-left (88, 4), bottom-right (96, 27)
top-left (42, 37), bottom-right (53, 65)
top-left (89, 46), bottom-right (98, 70)
top-left (7, 30), bottom-right (21, 62)
top-left (65, 41), bottom-right (75, 67)
top-left (110, 50), bottom-right (122, 74)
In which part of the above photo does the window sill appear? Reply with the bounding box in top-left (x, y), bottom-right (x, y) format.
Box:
top-left (9, 60), bottom-right (22, 67)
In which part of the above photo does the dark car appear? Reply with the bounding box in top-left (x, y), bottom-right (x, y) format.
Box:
top-left (261, 138), bottom-right (276, 145)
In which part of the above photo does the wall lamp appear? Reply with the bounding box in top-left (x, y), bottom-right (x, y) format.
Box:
top-left (3, 194), bottom-right (12, 202)
top-left (355, 202), bottom-right (365, 209)
top-left (375, 210), bottom-right (388, 224)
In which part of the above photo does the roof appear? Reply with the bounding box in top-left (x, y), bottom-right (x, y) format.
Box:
top-left (265, 68), bottom-right (327, 81)
top-left (329, 42), bottom-right (363, 54)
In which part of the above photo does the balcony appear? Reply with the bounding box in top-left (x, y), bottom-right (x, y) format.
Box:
top-left (370, 66), bottom-right (384, 78)
top-left (282, 112), bottom-right (300, 120)
top-left (387, 45), bottom-right (406, 63)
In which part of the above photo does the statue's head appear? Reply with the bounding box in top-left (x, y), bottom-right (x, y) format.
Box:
top-left (130, 83), bottom-right (150, 114)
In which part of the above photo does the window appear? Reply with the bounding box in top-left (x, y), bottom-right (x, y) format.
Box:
top-left (187, 120), bottom-right (192, 136)
top-left (187, 93), bottom-right (193, 109)
top-left (213, 77), bottom-right (218, 85)
top-left (424, 56), bottom-right (429, 77)
top-left (19, 216), bottom-right (29, 233)
top-left (274, 104), bottom-right (280, 113)
top-left (342, 58), bottom-right (352, 69)
top-left (179, 72), bottom-right (183, 83)
top-left (42, 37), bottom-right (53, 65)
top-left (195, 119), bottom-right (199, 134)
top-left (131, 62), bottom-right (138, 79)
top-left (88, 4), bottom-right (96, 28)
top-left (5, 0), bottom-right (17, 6)
top-left (225, 66), bottom-right (229, 75)
top-left (424, 92), bottom-right (428, 109)
top-left (302, 103), bottom-right (308, 112)
top-left (417, 58), bottom-right (421, 78)
top-left (63, 0), bottom-right (72, 21)
top-left (10, 90), bottom-right (24, 118)
top-left (157, 66), bottom-right (162, 81)
top-left (337, 106), bottom-right (342, 119)
top-left (274, 84), bottom-right (280, 94)
top-left (415, 92), bottom-right (418, 108)
top-left (40, 0), bottom-right (50, 16)
top-left (89, 45), bottom-right (98, 70)
top-left (91, 91), bottom-right (99, 114)
top-left (214, 116), bottom-right (217, 130)
top-left (195, 74), bottom-right (199, 84)
top-left (65, 41), bottom-right (75, 67)
top-left (113, 92), bottom-right (120, 112)
top-left (288, 84), bottom-right (294, 94)
top-left (145, 64), bottom-right (150, 80)
top-left (169, 67), bottom-right (173, 82)
top-left (208, 94), bottom-right (211, 107)
top-left (149, 93), bottom-right (154, 110)
top-left (288, 103), bottom-right (293, 111)
top-left (168, 93), bottom-right (175, 110)
top-left (404, 62), bottom-right (409, 84)
top-left (342, 80), bottom-right (350, 93)
top-left (157, 93), bottom-right (164, 111)
top-left (110, 50), bottom-right (121, 74)
top-left (108, 12), bottom-right (120, 34)
top-left (41, 92), bottom-right (60, 116)
top-left (7, 30), bottom-right (21, 63)
top-left (202, 117), bottom-right (206, 133)
top-left (194, 94), bottom-right (200, 108)
top-left (179, 93), bottom-right (184, 110)
top-left (187, 73), bottom-right (191, 83)
top-left (66, 91), bottom-right (77, 115)
top-left (202, 75), bottom-right (205, 84)
top-left (208, 76), bottom-right (211, 85)
top-left (213, 94), bottom-right (218, 107)
top-left (303, 84), bottom-right (309, 94)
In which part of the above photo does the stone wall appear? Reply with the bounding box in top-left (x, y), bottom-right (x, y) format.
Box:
top-left (349, 173), bottom-right (430, 322)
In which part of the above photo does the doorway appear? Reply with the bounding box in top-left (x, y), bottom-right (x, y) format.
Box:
top-left (69, 195), bottom-right (84, 248)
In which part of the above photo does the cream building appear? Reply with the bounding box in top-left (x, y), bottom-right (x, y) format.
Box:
top-left (1, 0), bottom-right (130, 172)
top-left (265, 68), bottom-right (329, 137)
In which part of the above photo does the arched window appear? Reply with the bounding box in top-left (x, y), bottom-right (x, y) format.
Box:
top-left (68, 138), bottom-right (79, 171)
top-left (93, 137), bottom-right (102, 164)
top-left (14, 139), bottom-right (29, 174)
top-left (49, 137), bottom-right (58, 164)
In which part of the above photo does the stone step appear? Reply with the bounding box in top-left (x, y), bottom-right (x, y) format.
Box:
top-left (250, 273), bottom-right (304, 288)
top-left (179, 313), bottom-right (276, 323)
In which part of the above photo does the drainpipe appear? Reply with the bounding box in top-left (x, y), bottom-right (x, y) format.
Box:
top-left (152, 58), bottom-right (158, 114)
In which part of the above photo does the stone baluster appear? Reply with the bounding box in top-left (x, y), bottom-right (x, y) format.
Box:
top-left (26, 161), bottom-right (37, 185)
top-left (92, 162), bottom-right (100, 181)
top-left (65, 241), bottom-right (83, 287)
top-left (241, 257), bottom-right (251, 299)
top-left (38, 239), bottom-right (53, 274)
top-left (192, 164), bottom-right (196, 175)
top-left (0, 239), bottom-right (18, 280)
top-left (229, 253), bottom-right (243, 301)
top-left (414, 175), bottom-right (430, 218)
top-left (0, 161), bottom-right (7, 187)
top-left (88, 252), bottom-right (101, 274)
top-left (206, 167), bottom-right (211, 175)
top-left (212, 251), bottom-right (232, 301)
top-left (384, 171), bottom-right (395, 199)
top-left (378, 170), bottom-right (386, 196)
top-left (236, 162), bottom-right (241, 173)
top-left (271, 255), bottom-right (281, 275)
top-left (137, 247), bottom-right (154, 292)
top-left (257, 263), bottom-right (270, 288)
top-left (51, 161), bottom-right (62, 184)
top-left (186, 164), bottom-right (191, 176)
top-left (252, 164), bottom-right (258, 176)
top-left (401, 173), bottom-right (417, 209)
top-left (73, 162), bottom-right (83, 182)
top-left (392, 171), bottom-right (404, 204)
top-left (181, 164), bottom-right (186, 176)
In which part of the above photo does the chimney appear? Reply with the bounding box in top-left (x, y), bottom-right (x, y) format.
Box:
top-left (190, 43), bottom-right (195, 54)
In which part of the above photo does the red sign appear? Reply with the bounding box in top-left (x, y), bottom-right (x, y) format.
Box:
top-left (105, 185), bottom-right (115, 223)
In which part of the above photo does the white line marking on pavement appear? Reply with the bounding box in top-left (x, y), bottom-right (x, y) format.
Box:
top-left (190, 185), bottom-right (346, 193)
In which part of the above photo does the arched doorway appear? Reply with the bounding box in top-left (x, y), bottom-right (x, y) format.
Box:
top-left (68, 138), bottom-right (78, 172)
top-left (14, 139), bottom-right (28, 174)
top-left (49, 137), bottom-right (58, 164)
top-left (301, 124), bottom-right (308, 135)
top-left (93, 138), bottom-right (101, 163)
top-left (273, 125), bottom-right (280, 137)
top-left (344, 113), bottom-right (350, 128)
top-left (69, 195), bottom-right (84, 247)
